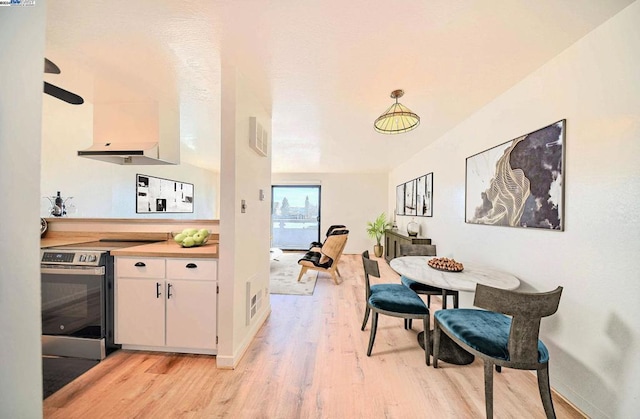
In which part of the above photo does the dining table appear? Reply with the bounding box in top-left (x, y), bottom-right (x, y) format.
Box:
top-left (389, 256), bottom-right (521, 365)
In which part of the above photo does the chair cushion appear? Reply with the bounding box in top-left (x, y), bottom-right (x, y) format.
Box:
top-left (298, 251), bottom-right (333, 268)
top-left (435, 309), bottom-right (549, 363)
top-left (369, 284), bottom-right (428, 315)
top-left (401, 276), bottom-right (446, 294)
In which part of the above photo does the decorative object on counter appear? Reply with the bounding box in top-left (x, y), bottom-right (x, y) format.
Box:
top-left (391, 209), bottom-right (398, 230)
top-left (137, 174), bottom-right (194, 213)
top-left (428, 257), bottom-right (464, 272)
top-left (366, 213), bottom-right (392, 258)
top-left (172, 228), bottom-right (211, 248)
top-left (407, 219), bottom-right (420, 237)
top-left (45, 191), bottom-right (74, 217)
top-left (465, 119), bottom-right (565, 231)
top-left (40, 218), bottom-right (48, 237)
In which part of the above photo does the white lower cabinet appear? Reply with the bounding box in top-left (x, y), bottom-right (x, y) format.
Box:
top-left (115, 257), bottom-right (217, 354)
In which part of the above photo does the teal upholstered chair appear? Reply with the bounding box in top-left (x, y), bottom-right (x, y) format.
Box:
top-left (360, 250), bottom-right (431, 365)
top-left (398, 244), bottom-right (459, 309)
top-left (433, 283), bottom-right (563, 418)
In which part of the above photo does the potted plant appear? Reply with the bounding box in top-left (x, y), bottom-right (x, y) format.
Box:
top-left (366, 212), bottom-right (392, 258)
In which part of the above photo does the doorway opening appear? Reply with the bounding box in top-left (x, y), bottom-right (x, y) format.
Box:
top-left (271, 185), bottom-right (321, 251)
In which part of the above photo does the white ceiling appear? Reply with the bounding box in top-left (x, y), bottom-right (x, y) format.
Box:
top-left (44, 0), bottom-right (634, 173)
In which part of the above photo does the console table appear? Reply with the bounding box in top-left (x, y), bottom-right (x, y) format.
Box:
top-left (384, 230), bottom-right (431, 262)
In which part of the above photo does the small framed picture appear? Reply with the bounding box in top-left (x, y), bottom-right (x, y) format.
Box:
top-left (136, 174), bottom-right (194, 213)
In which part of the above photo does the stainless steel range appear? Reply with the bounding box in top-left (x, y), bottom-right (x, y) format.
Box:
top-left (41, 240), bottom-right (156, 360)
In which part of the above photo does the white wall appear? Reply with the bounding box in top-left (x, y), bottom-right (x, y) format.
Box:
top-left (390, 2), bottom-right (640, 417)
top-left (217, 66), bottom-right (272, 367)
top-left (0, 3), bottom-right (46, 417)
top-left (41, 93), bottom-right (219, 219)
top-left (271, 172), bottom-right (389, 255)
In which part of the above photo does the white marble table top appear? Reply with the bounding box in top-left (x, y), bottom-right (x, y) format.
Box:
top-left (389, 256), bottom-right (520, 292)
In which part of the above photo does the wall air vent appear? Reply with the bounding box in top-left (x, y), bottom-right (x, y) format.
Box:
top-left (249, 116), bottom-right (268, 157)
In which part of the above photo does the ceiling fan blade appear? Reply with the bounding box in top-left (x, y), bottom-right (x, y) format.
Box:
top-left (44, 82), bottom-right (84, 105)
top-left (44, 58), bottom-right (61, 74)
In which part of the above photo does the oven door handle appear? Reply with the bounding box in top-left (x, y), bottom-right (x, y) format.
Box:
top-left (41, 266), bottom-right (105, 276)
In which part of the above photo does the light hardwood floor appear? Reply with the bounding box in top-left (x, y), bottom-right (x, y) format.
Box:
top-left (44, 254), bottom-right (584, 418)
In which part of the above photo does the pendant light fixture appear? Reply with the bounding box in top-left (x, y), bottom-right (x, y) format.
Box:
top-left (374, 89), bottom-right (420, 134)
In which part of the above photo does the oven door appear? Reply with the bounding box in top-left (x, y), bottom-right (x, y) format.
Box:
top-left (41, 265), bottom-right (105, 339)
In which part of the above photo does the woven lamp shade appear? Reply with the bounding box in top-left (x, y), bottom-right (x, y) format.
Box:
top-left (374, 90), bottom-right (420, 134)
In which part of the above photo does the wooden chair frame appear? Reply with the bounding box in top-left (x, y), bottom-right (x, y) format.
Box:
top-left (297, 231), bottom-right (348, 285)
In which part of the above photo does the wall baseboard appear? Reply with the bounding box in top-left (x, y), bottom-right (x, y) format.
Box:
top-left (216, 305), bottom-right (271, 369)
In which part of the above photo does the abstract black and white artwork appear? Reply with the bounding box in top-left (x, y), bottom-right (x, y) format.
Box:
top-left (416, 172), bottom-right (433, 217)
top-left (136, 174), bottom-right (194, 213)
top-left (404, 179), bottom-right (417, 216)
top-left (396, 184), bottom-right (405, 216)
top-left (465, 120), bottom-right (565, 230)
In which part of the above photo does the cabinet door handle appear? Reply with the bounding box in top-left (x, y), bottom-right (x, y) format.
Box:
top-left (186, 263), bottom-right (197, 269)
top-left (167, 283), bottom-right (173, 299)
top-left (156, 282), bottom-right (161, 298)
top-left (135, 262), bottom-right (146, 267)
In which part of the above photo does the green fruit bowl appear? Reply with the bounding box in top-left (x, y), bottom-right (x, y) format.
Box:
top-left (172, 229), bottom-right (211, 248)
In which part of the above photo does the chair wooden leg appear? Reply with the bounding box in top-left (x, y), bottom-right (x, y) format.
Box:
top-left (484, 361), bottom-right (494, 419)
top-left (296, 266), bottom-right (308, 282)
top-left (329, 270), bottom-right (340, 285)
top-left (453, 291), bottom-right (459, 308)
top-left (361, 307), bottom-right (370, 331)
top-left (367, 312), bottom-right (378, 356)
top-left (433, 322), bottom-right (440, 368)
top-left (422, 316), bottom-right (430, 366)
top-left (537, 365), bottom-right (557, 419)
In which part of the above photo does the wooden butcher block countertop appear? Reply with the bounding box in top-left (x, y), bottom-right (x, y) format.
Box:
top-left (110, 240), bottom-right (219, 258)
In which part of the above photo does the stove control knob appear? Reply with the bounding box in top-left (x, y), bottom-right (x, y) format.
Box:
top-left (79, 254), bottom-right (86, 262)
top-left (88, 254), bottom-right (97, 262)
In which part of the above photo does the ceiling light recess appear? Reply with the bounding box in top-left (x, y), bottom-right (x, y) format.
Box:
top-left (374, 89), bottom-right (420, 134)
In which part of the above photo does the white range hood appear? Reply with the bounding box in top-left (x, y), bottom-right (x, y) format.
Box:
top-left (78, 101), bottom-right (180, 165)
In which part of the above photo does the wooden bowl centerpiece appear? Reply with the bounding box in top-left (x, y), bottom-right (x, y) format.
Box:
top-left (428, 257), bottom-right (464, 272)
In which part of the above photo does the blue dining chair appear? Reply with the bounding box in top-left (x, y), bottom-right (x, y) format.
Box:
top-left (433, 283), bottom-right (563, 418)
top-left (398, 244), bottom-right (459, 309)
top-left (360, 250), bottom-right (431, 365)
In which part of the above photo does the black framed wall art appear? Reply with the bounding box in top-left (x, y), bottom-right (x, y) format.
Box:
top-left (396, 184), bottom-right (405, 216)
top-left (403, 179), bottom-right (417, 216)
top-left (416, 172), bottom-right (433, 217)
top-left (136, 174), bottom-right (194, 213)
top-left (395, 172), bottom-right (434, 218)
top-left (465, 119), bottom-right (565, 230)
